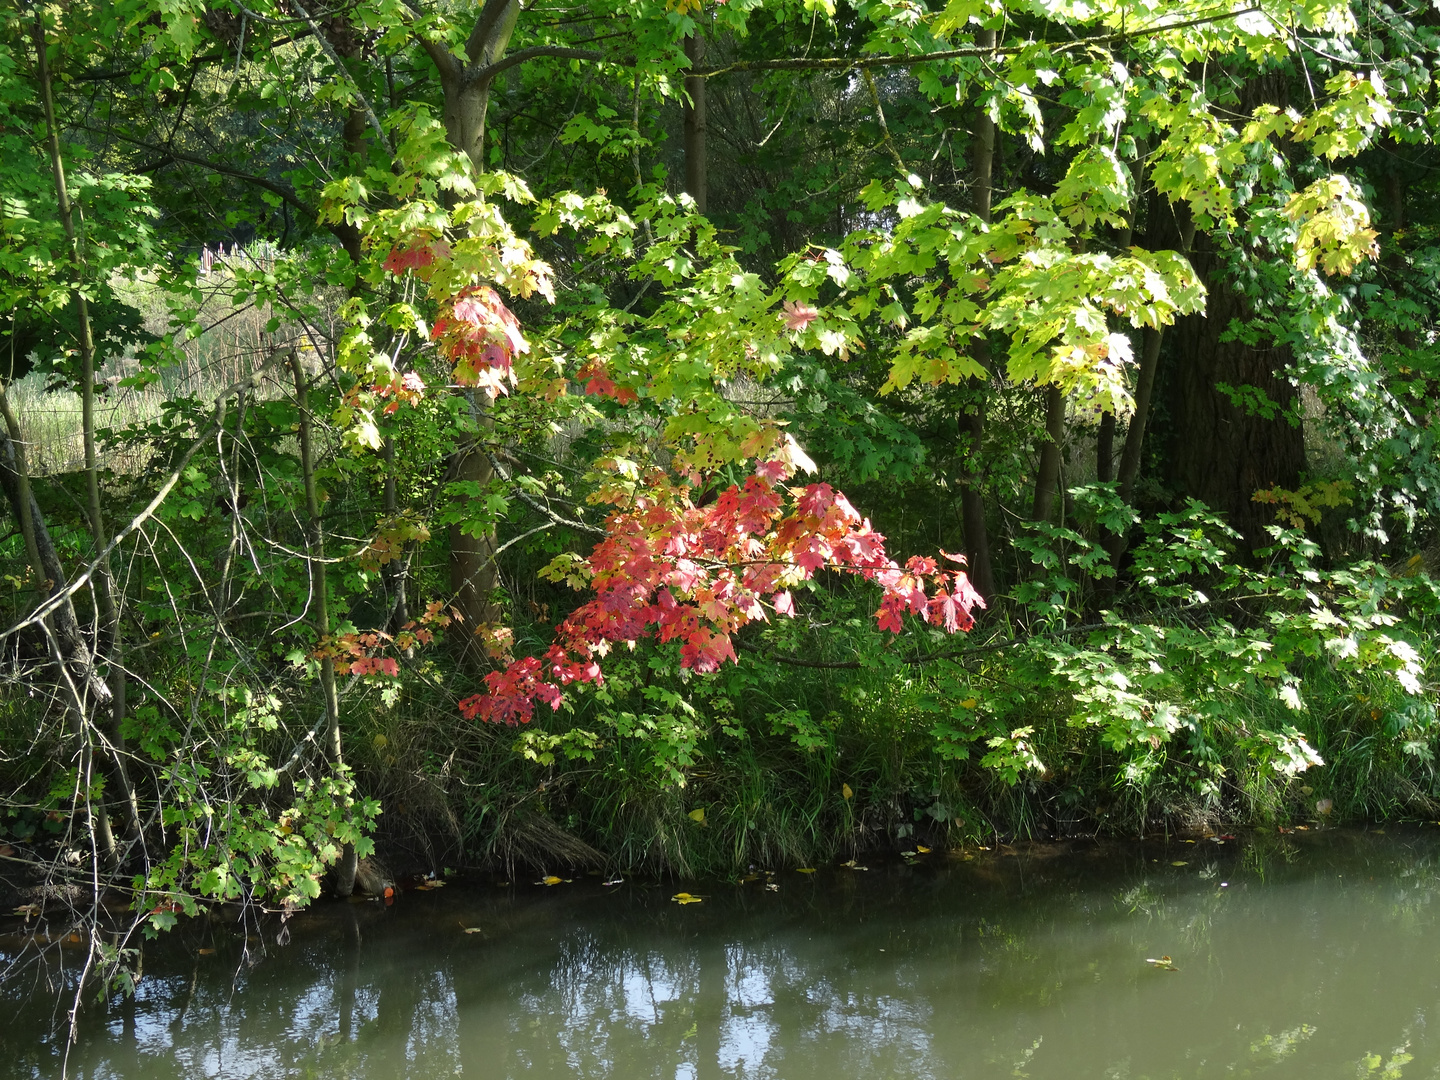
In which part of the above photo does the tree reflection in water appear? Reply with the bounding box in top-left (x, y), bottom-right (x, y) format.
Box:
top-left (8, 832), bottom-right (1440, 1079)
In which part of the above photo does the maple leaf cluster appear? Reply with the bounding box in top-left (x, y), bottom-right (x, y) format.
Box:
top-left (357, 369), bottom-right (427, 417)
top-left (383, 244), bottom-right (438, 275)
top-left (457, 458), bottom-right (984, 725)
top-left (431, 285), bottom-right (528, 396)
top-left (576, 357), bottom-right (639, 404)
top-left (311, 603), bottom-right (454, 677)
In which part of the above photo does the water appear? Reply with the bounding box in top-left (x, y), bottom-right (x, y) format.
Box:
top-left (5, 829), bottom-right (1439, 1078)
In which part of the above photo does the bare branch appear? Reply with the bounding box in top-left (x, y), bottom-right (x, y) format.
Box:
top-left (0, 349), bottom-right (298, 644)
top-left (697, 7), bottom-right (1262, 78)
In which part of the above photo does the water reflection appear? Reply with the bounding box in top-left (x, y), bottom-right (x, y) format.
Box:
top-left (8, 830), bottom-right (1440, 1079)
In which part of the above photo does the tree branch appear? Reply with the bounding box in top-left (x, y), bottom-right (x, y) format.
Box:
top-left (287, 0), bottom-right (391, 150)
top-left (0, 349), bottom-right (298, 644)
top-left (465, 0), bottom-right (516, 65)
top-left (469, 45), bottom-right (606, 87)
top-left (485, 451), bottom-right (607, 536)
top-left (697, 8), bottom-right (1261, 78)
top-left (83, 124), bottom-right (320, 220)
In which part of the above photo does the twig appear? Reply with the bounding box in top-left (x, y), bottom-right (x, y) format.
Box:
top-left (0, 349), bottom-right (297, 644)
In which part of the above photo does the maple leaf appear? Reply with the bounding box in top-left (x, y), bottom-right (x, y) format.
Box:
top-left (797, 483), bottom-right (835, 519)
top-left (782, 300), bottom-right (820, 331)
top-left (755, 459), bottom-right (792, 484)
top-left (383, 244), bottom-right (438, 274)
top-left (876, 594), bottom-right (906, 633)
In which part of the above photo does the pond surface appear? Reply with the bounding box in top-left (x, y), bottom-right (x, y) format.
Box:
top-left (6, 828), bottom-right (1440, 1079)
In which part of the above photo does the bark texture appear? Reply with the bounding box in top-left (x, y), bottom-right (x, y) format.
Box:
top-left (683, 32), bottom-right (708, 213)
top-left (1164, 238), bottom-right (1306, 547)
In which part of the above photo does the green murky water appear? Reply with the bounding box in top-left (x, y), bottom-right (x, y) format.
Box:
top-left (6, 829), bottom-right (1440, 1078)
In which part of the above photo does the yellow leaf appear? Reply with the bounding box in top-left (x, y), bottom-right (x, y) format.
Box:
top-left (1171, 860), bottom-right (1188, 867)
top-left (672, 892), bottom-right (703, 905)
top-left (960, 698), bottom-right (978, 709)
top-left (688, 808), bottom-right (706, 825)
top-left (537, 876), bottom-right (564, 886)
top-left (915, 845), bottom-right (931, 854)
top-left (373, 733), bottom-right (388, 750)
top-left (796, 867), bottom-right (816, 874)
top-left (842, 783), bottom-right (854, 800)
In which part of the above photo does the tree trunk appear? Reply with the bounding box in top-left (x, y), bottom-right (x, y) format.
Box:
top-left (435, 0), bottom-right (520, 171)
top-left (382, 436), bottom-right (410, 638)
top-left (0, 385), bottom-right (116, 868)
top-left (292, 360), bottom-right (357, 897)
top-left (1096, 411), bottom-right (1115, 483)
top-left (448, 393), bottom-right (501, 662)
top-left (1164, 239), bottom-right (1306, 549)
top-left (1386, 171), bottom-right (1417, 350)
top-left (957, 28), bottom-right (996, 598)
top-left (421, 0), bottom-right (519, 662)
top-left (683, 31), bottom-right (707, 213)
top-left (34, 11), bottom-right (133, 857)
top-left (1031, 385), bottom-right (1067, 523)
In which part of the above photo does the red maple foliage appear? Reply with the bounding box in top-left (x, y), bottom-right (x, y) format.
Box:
top-left (457, 459), bottom-right (984, 725)
top-left (383, 243), bottom-right (446, 275)
top-left (576, 358), bottom-right (639, 404)
top-left (431, 286), bottom-right (528, 395)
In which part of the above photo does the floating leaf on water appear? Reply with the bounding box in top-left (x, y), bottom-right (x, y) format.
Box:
top-left (688, 808), bottom-right (706, 825)
top-left (765, 883), bottom-right (779, 892)
top-left (739, 873), bottom-right (758, 884)
top-left (1171, 861), bottom-right (1188, 867)
top-left (1146, 956), bottom-right (1180, 971)
top-left (462, 927), bottom-right (484, 935)
top-left (671, 892), bottom-right (703, 905)
top-left (536, 876), bottom-right (565, 886)
top-left (602, 877), bottom-right (624, 886)
top-left (901, 851), bottom-right (917, 858)
top-left (197, 947), bottom-right (216, 955)
top-left (916, 845), bottom-right (931, 854)
top-left (795, 867), bottom-right (816, 874)
top-left (842, 783), bottom-right (854, 800)
top-left (840, 860), bottom-right (869, 870)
